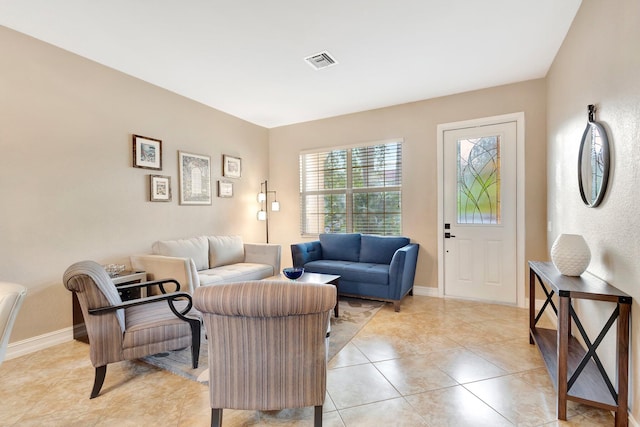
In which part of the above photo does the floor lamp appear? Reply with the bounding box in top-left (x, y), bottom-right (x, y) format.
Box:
top-left (257, 180), bottom-right (279, 243)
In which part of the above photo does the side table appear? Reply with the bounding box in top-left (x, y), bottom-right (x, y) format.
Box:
top-left (529, 261), bottom-right (631, 427)
top-left (72, 270), bottom-right (147, 343)
top-left (112, 270), bottom-right (148, 299)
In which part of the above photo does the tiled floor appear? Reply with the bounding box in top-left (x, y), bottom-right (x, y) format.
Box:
top-left (0, 296), bottom-right (615, 426)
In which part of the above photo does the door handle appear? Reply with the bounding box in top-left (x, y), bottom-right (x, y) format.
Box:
top-left (445, 232), bottom-right (456, 239)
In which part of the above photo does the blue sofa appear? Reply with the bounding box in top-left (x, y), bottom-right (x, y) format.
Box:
top-left (291, 233), bottom-right (419, 311)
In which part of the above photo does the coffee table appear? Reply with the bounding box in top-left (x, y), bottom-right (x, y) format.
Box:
top-left (266, 272), bottom-right (340, 317)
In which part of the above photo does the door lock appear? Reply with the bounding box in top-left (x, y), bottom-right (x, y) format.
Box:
top-left (444, 232), bottom-right (456, 239)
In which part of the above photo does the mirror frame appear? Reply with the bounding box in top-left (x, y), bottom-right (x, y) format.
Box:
top-left (577, 116), bottom-right (610, 208)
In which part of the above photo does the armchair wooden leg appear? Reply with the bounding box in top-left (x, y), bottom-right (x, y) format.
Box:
top-left (314, 405), bottom-right (322, 427)
top-left (90, 365), bottom-right (107, 399)
top-left (211, 408), bottom-right (223, 427)
top-left (189, 318), bottom-right (201, 369)
top-left (393, 301), bottom-right (401, 312)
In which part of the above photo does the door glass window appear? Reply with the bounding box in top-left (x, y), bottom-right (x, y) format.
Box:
top-left (457, 136), bottom-right (501, 224)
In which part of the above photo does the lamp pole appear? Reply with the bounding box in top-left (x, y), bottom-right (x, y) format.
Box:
top-left (264, 180), bottom-right (270, 243)
top-left (258, 180), bottom-right (279, 243)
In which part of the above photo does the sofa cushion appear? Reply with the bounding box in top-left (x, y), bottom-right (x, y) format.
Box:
top-left (198, 263), bottom-right (274, 285)
top-left (152, 236), bottom-right (209, 271)
top-left (319, 233), bottom-right (361, 262)
top-left (208, 235), bottom-right (245, 267)
top-left (359, 235), bottom-right (410, 264)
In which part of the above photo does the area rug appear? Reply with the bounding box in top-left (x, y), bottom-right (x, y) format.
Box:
top-left (142, 297), bottom-right (383, 384)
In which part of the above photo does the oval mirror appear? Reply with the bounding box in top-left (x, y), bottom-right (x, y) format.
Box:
top-left (578, 112), bottom-right (610, 208)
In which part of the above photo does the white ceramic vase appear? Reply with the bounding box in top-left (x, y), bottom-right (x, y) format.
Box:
top-left (550, 234), bottom-right (591, 276)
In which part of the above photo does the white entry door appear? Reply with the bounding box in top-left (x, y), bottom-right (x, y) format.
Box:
top-left (443, 121), bottom-right (517, 304)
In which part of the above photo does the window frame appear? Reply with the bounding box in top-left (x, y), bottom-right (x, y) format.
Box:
top-left (299, 139), bottom-right (403, 236)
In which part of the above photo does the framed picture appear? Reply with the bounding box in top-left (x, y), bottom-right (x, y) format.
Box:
top-left (133, 134), bottom-right (162, 170)
top-left (222, 154), bottom-right (242, 178)
top-left (217, 181), bottom-right (233, 197)
top-left (149, 175), bottom-right (172, 202)
top-left (178, 151), bottom-right (212, 205)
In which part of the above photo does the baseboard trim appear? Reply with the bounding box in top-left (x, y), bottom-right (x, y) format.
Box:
top-left (6, 327), bottom-right (74, 360)
top-left (412, 285), bottom-right (438, 297)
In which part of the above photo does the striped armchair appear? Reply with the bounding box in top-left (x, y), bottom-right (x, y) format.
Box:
top-left (63, 260), bottom-right (201, 398)
top-left (193, 280), bottom-right (336, 427)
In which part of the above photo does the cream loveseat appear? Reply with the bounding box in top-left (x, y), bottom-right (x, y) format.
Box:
top-left (131, 235), bottom-right (281, 294)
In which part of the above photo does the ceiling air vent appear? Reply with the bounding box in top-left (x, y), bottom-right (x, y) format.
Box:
top-left (304, 51), bottom-right (337, 70)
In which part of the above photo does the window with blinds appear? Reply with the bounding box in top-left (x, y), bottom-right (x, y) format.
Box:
top-left (299, 140), bottom-right (402, 236)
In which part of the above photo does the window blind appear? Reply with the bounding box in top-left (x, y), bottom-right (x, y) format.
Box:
top-left (299, 140), bottom-right (402, 236)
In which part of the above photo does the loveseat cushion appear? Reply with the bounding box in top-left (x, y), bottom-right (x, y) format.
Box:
top-left (319, 233), bottom-right (361, 262)
top-left (303, 260), bottom-right (352, 276)
top-left (342, 263), bottom-right (389, 285)
top-left (208, 235), bottom-right (244, 267)
top-left (359, 235), bottom-right (410, 264)
top-left (304, 260), bottom-right (389, 285)
top-left (152, 236), bottom-right (209, 271)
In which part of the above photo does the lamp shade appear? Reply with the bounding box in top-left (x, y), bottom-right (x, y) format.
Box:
top-left (271, 201), bottom-right (280, 211)
top-left (257, 192), bottom-right (266, 202)
top-left (550, 234), bottom-right (591, 276)
top-left (257, 210), bottom-right (267, 221)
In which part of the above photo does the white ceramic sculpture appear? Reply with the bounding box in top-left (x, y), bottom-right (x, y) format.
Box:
top-left (550, 234), bottom-right (591, 276)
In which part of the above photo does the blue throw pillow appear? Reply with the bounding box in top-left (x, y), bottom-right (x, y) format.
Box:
top-left (359, 235), bottom-right (409, 264)
top-left (319, 233), bottom-right (361, 262)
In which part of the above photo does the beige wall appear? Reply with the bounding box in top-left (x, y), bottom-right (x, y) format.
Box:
top-left (268, 80), bottom-right (548, 291)
top-left (546, 0), bottom-right (640, 420)
top-left (2, 24), bottom-right (550, 351)
top-left (0, 26), bottom-right (269, 341)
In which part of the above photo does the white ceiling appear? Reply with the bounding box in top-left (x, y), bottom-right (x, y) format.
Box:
top-left (0, 0), bottom-right (581, 128)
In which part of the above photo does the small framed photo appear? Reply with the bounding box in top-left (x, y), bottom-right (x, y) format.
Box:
top-left (179, 151), bottom-right (212, 205)
top-left (217, 181), bottom-right (233, 197)
top-left (223, 154), bottom-right (242, 178)
top-left (150, 175), bottom-right (172, 202)
top-left (133, 134), bottom-right (162, 170)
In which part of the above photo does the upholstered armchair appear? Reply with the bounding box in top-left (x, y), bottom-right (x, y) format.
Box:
top-left (0, 282), bottom-right (27, 365)
top-left (193, 280), bottom-right (336, 427)
top-left (63, 260), bottom-right (201, 398)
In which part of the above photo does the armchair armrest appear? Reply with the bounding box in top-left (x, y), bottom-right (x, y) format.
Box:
top-left (116, 278), bottom-right (181, 294)
top-left (89, 290), bottom-right (196, 322)
top-left (291, 241), bottom-right (322, 268)
top-left (243, 243), bottom-right (281, 276)
top-left (389, 243), bottom-right (420, 300)
top-left (130, 254), bottom-right (200, 294)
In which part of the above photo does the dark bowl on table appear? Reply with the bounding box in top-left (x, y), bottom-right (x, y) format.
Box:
top-left (283, 267), bottom-right (304, 280)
